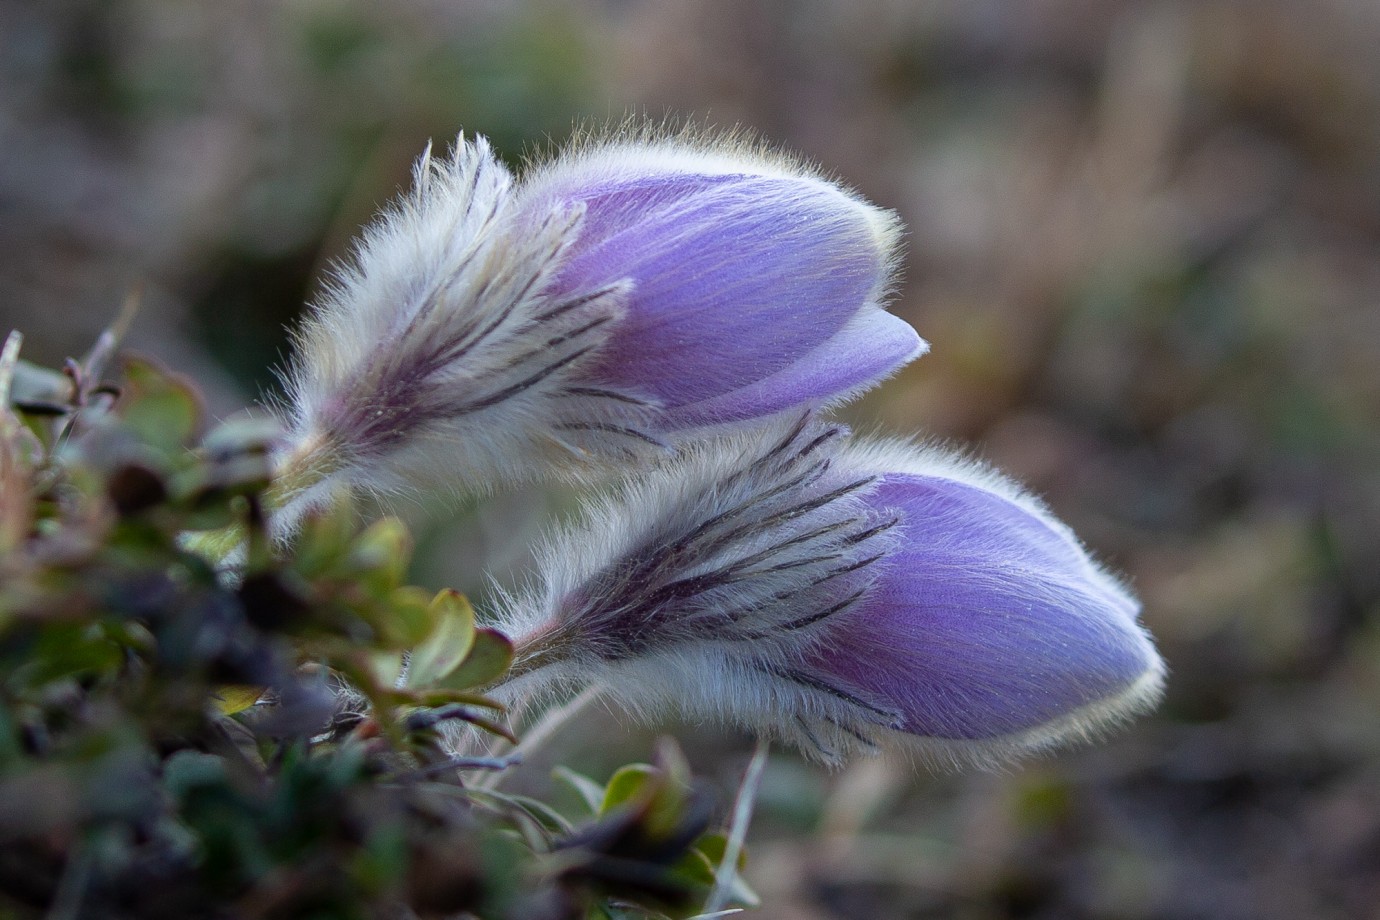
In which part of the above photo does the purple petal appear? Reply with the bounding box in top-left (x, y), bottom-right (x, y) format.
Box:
top-left (808, 472), bottom-right (1160, 742)
top-left (519, 161), bottom-right (917, 420)
top-left (664, 309), bottom-right (926, 429)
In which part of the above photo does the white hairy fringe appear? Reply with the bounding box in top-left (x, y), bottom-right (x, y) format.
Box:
top-left (517, 119), bottom-right (907, 310)
top-left (521, 120), bottom-right (899, 270)
top-left (490, 417), bottom-right (903, 766)
top-left (489, 421), bottom-right (1165, 770)
top-left (278, 136), bottom-right (662, 524)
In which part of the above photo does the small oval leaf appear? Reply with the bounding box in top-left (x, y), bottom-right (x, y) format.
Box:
top-left (347, 517), bottom-right (412, 589)
top-left (670, 845), bottom-right (717, 888)
top-left (375, 586), bottom-right (436, 649)
top-left (119, 357), bottom-right (204, 455)
top-left (405, 590), bottom-right (476, 688)
top-left (552, 766), bottom-right (606, 815)
top-left (439, 628), bottom-right (513, 690)
top-left (600, 763), bottom-right (659, 815)
top-left (367, 651), bottom-right (406, 687)
top-left (213, 685), bottom-right (263, 715)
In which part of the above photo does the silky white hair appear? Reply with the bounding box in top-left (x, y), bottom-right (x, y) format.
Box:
top-left (277, 136), bottom-right (661, 527)
top-left (488, 416), bottom-right (898, 765)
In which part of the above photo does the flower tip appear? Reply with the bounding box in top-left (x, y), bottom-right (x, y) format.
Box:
top-left (879, 312), bottom-right (928, 370)
top-left (1004, 636), bottom-right (1166, 759)
top-left (784, 454), bottom-right (1166, 767)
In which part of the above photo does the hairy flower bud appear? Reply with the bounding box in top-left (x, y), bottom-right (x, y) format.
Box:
top-left (512, 130), bottom-right (924, 428)
top-left (803, 439), bottom-right (1164, 763)
top-left (496, 419), bottom-right (1163, 767)
top-left (275, 131), bottom-right (923, 530)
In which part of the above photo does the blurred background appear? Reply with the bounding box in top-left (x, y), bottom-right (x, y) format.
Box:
top-left (4, 0), bottom-right (1379, 917)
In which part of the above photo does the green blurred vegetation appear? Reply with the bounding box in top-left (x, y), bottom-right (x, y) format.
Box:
top-left (3, 1), bottom-right (1379, 917)
top-left (0, 339), bottom-right (743, 918)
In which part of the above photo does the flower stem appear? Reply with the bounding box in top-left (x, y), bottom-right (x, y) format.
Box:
top-left (475, 683), bottom-right (604, 791)
top-left (703, 738), bottom-right (769, 914)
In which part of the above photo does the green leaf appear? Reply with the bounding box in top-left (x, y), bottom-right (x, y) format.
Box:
top-left (552, 766), bottom-right (606, 815)
top-left (669, 844), bottom-right (717, 888)
top-left (184, 418), bottom-right (279, 508)
top-left (349, 819), bottom-right (408, 895)
top-left (213, 685), bottom-right (263, 715)
top-left (374, 586), bottom-right (437, 649)
top-left (464, 789), bottom-right (555, 850)
top-left (0, 419), bottom-right (35, 554)
top-left (200, 417), bottom-right (281, 461)
top-left (12, 624), bottom-right (123, 688)
top-left (653, 736), bottom-right (692, 790)
top-left (640, 738), bottom-right (694, 839)
top-left (178, 504), bottom-right (242, 545)
top-left (0, 704), bottom-right (24, 768)
top-left (600, 763), bottom-right (659, 815)
top-left (292, 497), bottom-right (358, 576)
top-left (504, 794), bottom-right (575, 834)
top-left (118, 357), bottom-right (204, 457)
top-left (405, 590), bottom-right (476, 688)
top-left (429, 707), bottom-right (517, 744)
top-left (438, 628), bottom-right (513, 690)
top-left (365, 650), bottom-right (406, 687)
top-left (347, 517), bottom-right (413, 593)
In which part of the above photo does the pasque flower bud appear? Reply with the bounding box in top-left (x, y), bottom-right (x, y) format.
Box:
top-left (274, 132), bottom-right (923, 530)
top-left (511, 131), bottom-right (924, 428)
top-left (495, 418), bottom-right (1163, 767)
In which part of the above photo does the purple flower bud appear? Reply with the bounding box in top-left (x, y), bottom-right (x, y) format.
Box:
top-left (275, 132), bottom-right (923, 528)
top-left (513, 135), bottom-right (926, 427)
top-left (797, 441), bottom-right (1164, 762)
top-left (497, 419), bottom-right (1163, 767)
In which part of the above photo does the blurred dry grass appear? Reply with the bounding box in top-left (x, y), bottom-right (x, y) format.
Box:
top-left (4, 1), bottom-right (1379, 917)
